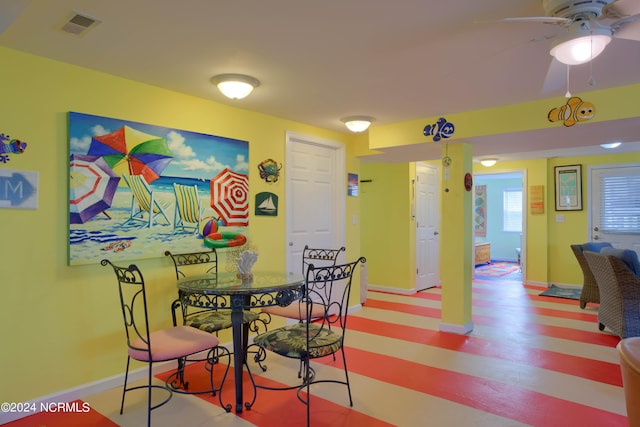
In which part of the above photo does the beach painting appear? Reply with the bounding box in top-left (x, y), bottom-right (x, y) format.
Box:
top-left (68, 112), bottom-right (249, 266)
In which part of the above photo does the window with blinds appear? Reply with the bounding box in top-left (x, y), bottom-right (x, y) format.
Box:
top-left (503, 188), bottom-right (522, 232)
top-left (599, 174), bottom-right (640, 234)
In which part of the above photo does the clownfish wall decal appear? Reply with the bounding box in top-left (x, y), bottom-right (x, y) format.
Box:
top-left (423, 117), bottom-right (455, 142)
top-left (548, 97), bottom-right (595, 127)
top-left (0, 133), bottom-right (28, 164)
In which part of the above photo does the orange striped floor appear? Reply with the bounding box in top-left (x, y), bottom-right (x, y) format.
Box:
top-left (4, 278), bottom-right (627, 426)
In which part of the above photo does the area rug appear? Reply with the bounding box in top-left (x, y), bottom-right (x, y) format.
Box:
top-left (539, 284), bottom-right (581, 300)
top-left (474, 262), bottom-right (520, 277)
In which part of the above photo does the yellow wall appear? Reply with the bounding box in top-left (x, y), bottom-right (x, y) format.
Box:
top-left (360, 162), bottom-right (415, 291)
top-left (361, 153), bottom-right (640, 294)
top-left (369, 83), bottom-right (640, 151)
top-left (0, 46), bottom-right (361, 403)
top-left (3, 42), bottom-right (639, 405)
top-left (546, 153), bottom-right (640, 285)
top-left (440, 143), bottom-right (473, 328)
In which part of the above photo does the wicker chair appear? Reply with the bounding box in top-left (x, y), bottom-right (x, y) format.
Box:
top-left (570, 242), bottom-right (612, 309)
top-left (584, 251), bottom-right (640, 338)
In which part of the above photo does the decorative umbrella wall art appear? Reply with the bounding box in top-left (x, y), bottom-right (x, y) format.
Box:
top-left (69, 154), bottom-right (120, 224)
top-left (68, 112), bottom-right (249, 266)
top-left (210, 168), bottom-right (249, 226)
top-left (87, 125), bottom-right (173, 183)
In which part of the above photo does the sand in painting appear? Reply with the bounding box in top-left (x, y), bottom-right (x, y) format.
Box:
top-left (69, 182), bottom-right (246, 267)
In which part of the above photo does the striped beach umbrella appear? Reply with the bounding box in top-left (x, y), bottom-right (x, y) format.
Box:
top-left (210, 168), bottom-right (249, 226)
top-left (69, 154), bottom-right (120, 224)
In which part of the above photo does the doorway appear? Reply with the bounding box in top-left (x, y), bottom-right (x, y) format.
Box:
top-left (415, 162), bottom-right (440, 289)
top-left (285, 131), bottom-right (346, 274)
top-left (473, 171), bottom-right (526, 282)
top-left (589, 163), bottom-right (640, 254)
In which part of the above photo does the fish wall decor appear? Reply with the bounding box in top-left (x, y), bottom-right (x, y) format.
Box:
top-left (548, 97), bottom-right (595, 127)
top-left (0, 133), bottom-right (28, 164)
top-left (423, 117), bottom-right (455, 142)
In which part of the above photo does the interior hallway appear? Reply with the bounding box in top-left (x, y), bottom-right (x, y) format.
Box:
top-left (5, 276), bottom-right (626, 427)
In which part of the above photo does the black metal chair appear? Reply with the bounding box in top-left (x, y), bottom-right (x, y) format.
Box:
top-left (101, 259), bottom-right (230, 427)
top-left (261, 245), bottom-right (346, 321)
top-left (260, 246), bottom-right (346, 377)
top-left (165, 249), bottom-right (269, 335)
top-left (249, 256), bottom-right (366, 426)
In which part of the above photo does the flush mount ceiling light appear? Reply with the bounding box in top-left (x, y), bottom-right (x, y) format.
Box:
top-left (600, 142), bottom-right (622, 149)
top-left (210, 74), bottom-right (260, 100)
top-left (480, 158), bottom-right (498, 167)
top-left (550, 21), bottom-right (612, 65)
top-left (341, 116), bottom-right (375, 133)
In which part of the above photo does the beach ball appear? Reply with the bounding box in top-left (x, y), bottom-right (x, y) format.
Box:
top-left (199, 217), bottom-right (218, 237)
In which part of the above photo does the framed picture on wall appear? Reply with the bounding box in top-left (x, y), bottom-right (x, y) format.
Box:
top-left (348, 173), bottom-right (358, 196)
top-left (554, 164), bottom-right (582, 211)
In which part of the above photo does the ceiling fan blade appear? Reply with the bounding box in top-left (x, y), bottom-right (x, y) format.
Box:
top-left (542, 58), bottom-right (567, 95)
top-left (612, 14), bottom-right (640, 41)
top-left (603, 0), bottom-right (640, 19)
top-left (499, 17), bottom-right (571, 25)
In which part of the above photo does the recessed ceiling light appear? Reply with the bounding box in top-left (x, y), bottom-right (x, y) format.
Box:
top-left (600, 142), bottom-right (622, 149)
top-left (341, 116), bottom-right (375, 132)
top-left (480, 158), bottom-right (498, 167)
top-left (210, 74), bottom-right (260, 100)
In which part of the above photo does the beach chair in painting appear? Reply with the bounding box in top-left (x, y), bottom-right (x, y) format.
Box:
top-left (121, 174), bottom-right (171, 228)
top-left (172, 183), bottom-right (202, 234)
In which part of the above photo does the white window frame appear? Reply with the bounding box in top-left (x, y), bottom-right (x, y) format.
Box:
top-left (503, 188), bottom-right (522, 233)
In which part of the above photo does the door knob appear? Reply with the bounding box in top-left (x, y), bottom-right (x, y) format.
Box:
top-left (593, 226), bottom-right (599, 231)
top-left (289, 242), bottom-right (293, 246)
top-left (433, 231), bottom-right (439, 236)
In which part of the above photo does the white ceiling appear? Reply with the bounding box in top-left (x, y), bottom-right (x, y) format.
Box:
top-left (2, 0), bottom-right (640, 163)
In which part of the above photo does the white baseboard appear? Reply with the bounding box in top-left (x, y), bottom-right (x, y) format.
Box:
top-left (526, 280), bottom-right (549, 287)
top-left (439, 321), bottom-right (474, 335)
top-left (0, 346), bottom-right (227, 424)
top-left (548, 282), bottom-right (581, 289)
top-left (367, 283), bottom-right (418, 295)
top-left (1, 300), bottom-right (365, 424)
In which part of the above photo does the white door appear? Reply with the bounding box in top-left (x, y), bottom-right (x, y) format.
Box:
top-left (416, 162), bottom-right (440, 289)
top-left (589, 164), bottom-right (640, 253)
top-left (285, 131), bottom-right (346, 275)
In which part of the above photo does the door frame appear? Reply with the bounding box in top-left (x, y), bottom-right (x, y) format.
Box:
top-left (415, 161), bottom-right (440, 290)
top-left (472, 169), bottom-right (527, 281)
top-left (587, 162), bottom-right (640, 250)
top-left (285, 131), bottom-right (346, 273)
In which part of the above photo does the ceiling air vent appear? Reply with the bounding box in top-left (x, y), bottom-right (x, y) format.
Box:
top-left (61, 13), bottom-right (100, 35)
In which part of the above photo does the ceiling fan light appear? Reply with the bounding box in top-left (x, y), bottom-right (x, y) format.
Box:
top-left (210, 74), bottom-right (260, 99)
top-left (341, 116), bottom-right (375, 132)
top-left (600, 142), bottom-right (622, 149)
top-left (480, 158), bottom-right (498, 167)
top-left (550, 30), bottom-right (611, 65)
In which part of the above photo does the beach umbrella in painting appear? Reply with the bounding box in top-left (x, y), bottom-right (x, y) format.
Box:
top-left (86, 125), bottom-right (173, 184)
top-left (210, 168), bottom-right (249, 226)
top-left (69, 154), bottom-right (120, 224)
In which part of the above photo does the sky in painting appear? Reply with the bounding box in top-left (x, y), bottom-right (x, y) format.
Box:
top-left (68, 112), bottom-right (249, 180)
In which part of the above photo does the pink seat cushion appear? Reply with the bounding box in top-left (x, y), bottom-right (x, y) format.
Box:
top-left (262, 301), bottom-right (325, 321)
top-left (128, 326), bottom-right (220, 362)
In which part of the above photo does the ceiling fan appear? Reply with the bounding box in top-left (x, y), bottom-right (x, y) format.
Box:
top-left (498, 0), bottom-right (640, 93)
